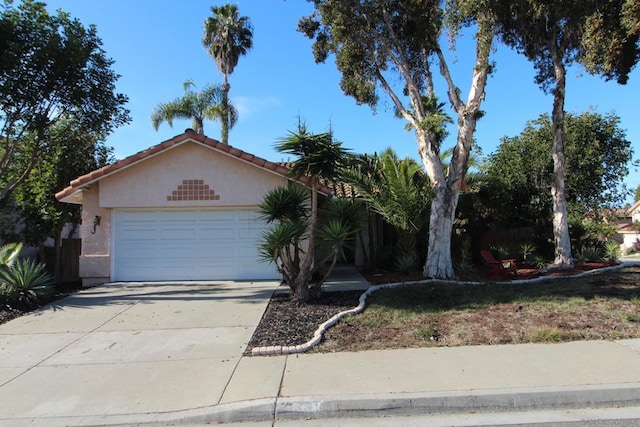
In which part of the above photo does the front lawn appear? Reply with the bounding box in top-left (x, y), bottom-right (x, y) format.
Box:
top-left (316, 266), bottom-right (640, 352)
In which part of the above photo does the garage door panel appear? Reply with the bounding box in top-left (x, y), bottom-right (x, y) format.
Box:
top-left (113, 209), bottom-right (278, 281)
top-left (198, 228), bottom-right (236, 240)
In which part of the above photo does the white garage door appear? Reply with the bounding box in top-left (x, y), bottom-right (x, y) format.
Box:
top-left (113, 209), bottom-right (278, 281)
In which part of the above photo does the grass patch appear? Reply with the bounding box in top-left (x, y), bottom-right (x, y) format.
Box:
top-left (529, 327), bottom-right (574, 343)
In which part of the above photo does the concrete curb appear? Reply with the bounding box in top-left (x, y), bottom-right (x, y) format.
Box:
top-left (274, 383), bottom-right (640, 420)
top-left (17, 382), bottom-right (640, 426)
top-left (251, 261), bottom-right (640, 356)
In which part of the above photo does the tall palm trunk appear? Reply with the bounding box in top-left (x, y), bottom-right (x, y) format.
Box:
top-left (221, 75), bottom-right (230, 144)
top-left (550, 50), bottom-right (573, 268)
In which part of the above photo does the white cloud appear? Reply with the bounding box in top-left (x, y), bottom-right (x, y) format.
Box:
top-left (232, 95), bottom-right (282, 118)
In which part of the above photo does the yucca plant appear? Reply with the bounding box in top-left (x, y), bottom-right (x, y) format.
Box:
top-left (0, 258), bottom-right (55, 310)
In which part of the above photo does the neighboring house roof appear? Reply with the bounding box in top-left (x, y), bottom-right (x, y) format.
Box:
top-left (628, 200), bottom-right (640, 217)
top-left (56, 130), bottom-right (332, 204)
top-left (619, 223), bottom-right (640, 234)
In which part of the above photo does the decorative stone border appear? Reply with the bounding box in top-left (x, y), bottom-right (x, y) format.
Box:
top-left (250, 261), bottom-right (639, 356)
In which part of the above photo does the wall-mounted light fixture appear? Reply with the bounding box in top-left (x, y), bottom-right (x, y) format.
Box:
top-left (91, 215), bottom-right (101, 234)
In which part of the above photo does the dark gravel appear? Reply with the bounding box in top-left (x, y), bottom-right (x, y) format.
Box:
top-left (243, 290), bottom-right (364, 355)
top-left (0, 306), bottom-right (23, 324)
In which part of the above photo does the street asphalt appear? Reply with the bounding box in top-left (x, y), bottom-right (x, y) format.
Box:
top-left (0, 265), bottom-right (639, 426)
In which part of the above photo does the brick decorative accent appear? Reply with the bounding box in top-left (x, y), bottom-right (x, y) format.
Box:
top-left (167, 179), bottom-right (220, 201)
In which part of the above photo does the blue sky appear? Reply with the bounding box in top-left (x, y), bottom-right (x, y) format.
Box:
top-left (43, 1), bottom-right (639, 203)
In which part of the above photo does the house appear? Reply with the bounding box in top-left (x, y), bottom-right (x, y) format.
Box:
top-left (615, 200), bottom-right (640, 254)
top-left (56, 130), bottom-right (335, 287)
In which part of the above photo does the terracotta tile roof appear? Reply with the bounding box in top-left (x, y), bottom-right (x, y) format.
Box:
top-left (618, 222), bottom-right (640, 234)
top-left (277, 162), bottom-right (358, 199)
top-left (56, 130), bottom-right (332, 203)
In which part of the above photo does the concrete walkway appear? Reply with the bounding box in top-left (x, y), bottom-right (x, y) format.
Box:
top-left (0, 280), bottom-right (279, 426)
top-left (1, 266), bottom-right (640, 426)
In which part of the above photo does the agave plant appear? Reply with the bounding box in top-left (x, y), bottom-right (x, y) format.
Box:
top-left (0, 258), bottom-right (55, 310)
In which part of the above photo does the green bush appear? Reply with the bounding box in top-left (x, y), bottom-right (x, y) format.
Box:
top-left (603, 241), bottom-right (621, 262)
top-left (394, 253), bottom-right (419, 274)
top-left (576, 246), bottom-right (602, 263)
top-left (530, 255), bottom-right (547, 270)
top-left (490, 245), bottom-right (511, 260)
top-left (0, 258), bottom-right (55, 310)
top-left (520, 242), bottom-right (536, 262)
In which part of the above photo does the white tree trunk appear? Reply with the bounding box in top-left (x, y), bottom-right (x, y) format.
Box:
top-left (550, 57), bottom-right (574, 268)
top-left (424, 186), bottom-right (455, 278)
top-left (420, 30), bottom-right (491, 279)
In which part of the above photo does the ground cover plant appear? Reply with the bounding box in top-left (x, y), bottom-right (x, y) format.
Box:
top-left (246, 266), bottom-right (640, 354)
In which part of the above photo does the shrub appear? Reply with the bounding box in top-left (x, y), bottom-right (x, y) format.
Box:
top-left (625, 238), bottom-right (640, 255)
top-left (490, 245), bottom-right (511, 260)
top-left (576, 246), bottom-right (602, 263)
top-left (530, 255), bottom-right (547, 270)
top-left (453, 259), bottom-right (475, 275)
top-left (520, 242), bottom-right (536, 262)
top-left (0, 258), bottom-right (55, 310)
top-left (603, 241), bottom-right (621, 262)
top-left (394, 253), bottom-right (419, 274)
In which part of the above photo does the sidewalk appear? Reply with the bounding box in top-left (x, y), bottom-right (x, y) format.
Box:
top-left (1, 265), bottom-right (640, 426)
top-left (12, 339), bottom-right (639, 426)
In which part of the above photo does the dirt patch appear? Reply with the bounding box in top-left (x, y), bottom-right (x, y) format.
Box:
top-left (244, 263), bottom-right (640, 354)
top-left (319, 265), bottom-right (640, 352)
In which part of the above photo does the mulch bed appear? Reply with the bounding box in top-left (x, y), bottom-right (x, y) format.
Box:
top-left (243, 290), bottom-right (363, 355)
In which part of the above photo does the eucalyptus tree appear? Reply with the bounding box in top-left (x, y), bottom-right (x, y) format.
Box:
top-left (299, 0), bottom-right (497, 278)
top-left (151, 80), bottom-right (233, 136)
top-left (490, 0), bottom-right (639, 268)
top-left (0, 0), bottom-right (129, 204)
top-left (480, 111), bottom-right (632, 236)
top-left (203, 4), bottom-right (253, 144)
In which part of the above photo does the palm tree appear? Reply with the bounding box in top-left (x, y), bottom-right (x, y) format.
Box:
top-left (151, 80), bottom-right (235, 136)
top-left (203, 4), bottom-right (253, 144)
top-left (341, 148), bottom-right (432, 268)
top-left (260, 124), bottom-right (351, 302)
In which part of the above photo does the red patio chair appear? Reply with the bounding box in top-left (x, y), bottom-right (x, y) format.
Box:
top-left (480, 249), bottom-right (517, 278)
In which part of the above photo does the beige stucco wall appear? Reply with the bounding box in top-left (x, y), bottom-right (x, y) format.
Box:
top-left (98, 141), bottom-right (288, 208)
top-left (76, 141), bottom-right (291, 286)
top-left (78, 186), bottom-right (111, 286)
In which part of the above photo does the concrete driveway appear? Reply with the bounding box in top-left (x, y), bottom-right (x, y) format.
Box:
top-left (0, 280), bottom-right (279, 424)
